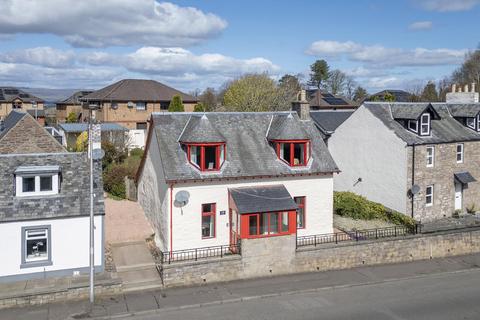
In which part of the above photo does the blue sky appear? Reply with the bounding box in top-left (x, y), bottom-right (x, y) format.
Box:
top-left (0, 0), bottom-right (478, 93)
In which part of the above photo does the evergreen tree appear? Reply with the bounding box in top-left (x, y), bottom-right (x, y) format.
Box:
top-left (193, 103), bottom-right (205, 112)
top-left (168, 95), bottom-right (185, 112)
top-left (421, 81), bottom-right (439, 102)
top-left (308, 60), bottom-right (330, 89)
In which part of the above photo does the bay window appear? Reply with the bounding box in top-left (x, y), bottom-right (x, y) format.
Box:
top-left (187, 143), bottom-right (226, 171)
top-left (201, 203), bottom-right (216, 238)
top-left (275, 140), bottom-right (310, 166)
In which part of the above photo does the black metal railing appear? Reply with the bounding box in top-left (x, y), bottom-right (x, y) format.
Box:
top-left (161, 243), bottom-right (241, 264)
top-left (297, 224), bottom-right (420, 248)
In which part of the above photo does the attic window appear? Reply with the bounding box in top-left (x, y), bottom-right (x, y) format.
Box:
top-left (186, 143), bottom-right (226, 171)
top-left (466, 117), bottom-right (476, 130)
top-left (407, 120), bottom-right (418, 133)
top-left (274, 140), bottom-right (310, 167)
top-left (420, 113), bottom-right (430, 136)
top-left (13, 101), bottom-right (22, 109)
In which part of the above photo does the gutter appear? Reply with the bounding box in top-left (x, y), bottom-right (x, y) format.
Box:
top-left (411, 144), bottom-right (415, 219)
top-left (169, 183), bottom-right (174, 253)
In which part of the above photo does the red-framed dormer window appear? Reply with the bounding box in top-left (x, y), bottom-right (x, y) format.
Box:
top-left (186, 143), bottom-right (226, 171)
top-left (273, 140), bottom-right (310, 167)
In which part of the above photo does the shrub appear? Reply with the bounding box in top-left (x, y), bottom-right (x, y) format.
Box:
top-left (66, 112), bottom-right (78, 123)
top-left (103, 164), bottom-right (129, 199)
top-left (466, 203), bottom-right (476, 214)
top-left (334, 191), bottom-right (416, 228)
top-left (168, 95), bottom-right (185, 112)
top-left (193, 103), bottom-right (205, 112)
top-left (129, 148), bottom-right (144, 158)
top-left (102, 141), bottom-right (127, 170)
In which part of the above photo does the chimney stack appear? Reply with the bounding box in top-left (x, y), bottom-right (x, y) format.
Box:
top-left (291, 89), bottom-right (310, 120)
top-left (446, 83), bottom-right (479, 103)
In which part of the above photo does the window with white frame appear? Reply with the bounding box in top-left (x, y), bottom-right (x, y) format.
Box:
top-left (466, 117), bottom-right (476, 130)
top-left (21, 226), bottom-right (52, 268)
top-left (408, 120), bottom-right (418, 133)
top-left (425, 185), bottom-right (433, 206)
top-left (15, 167), bottom-right (60, 197)
top-left (456, 143), bottom-right (464, 163)
top-left (420, 113), bottom-right (430, 136)
top-left (426, 146), bottom-right (434, 167)
top-left (477, 115), bottom-right (480, 132)
top-left (136, 102), bottom-right (146, 111)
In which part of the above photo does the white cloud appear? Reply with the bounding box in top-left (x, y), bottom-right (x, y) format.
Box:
top-left (408, 21), bottom-right (433, 31)
top-left (0, 1), bottom-right (227, 48)
top-left (0, 47), bottom-right (75, 68)
top-left (417, 0), bottom-right (480, 12)
top-left (306, 40), bottom-right (466, 67)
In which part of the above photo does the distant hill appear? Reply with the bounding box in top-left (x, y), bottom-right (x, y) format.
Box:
top-left (19, 87), bottom-right (92, 105)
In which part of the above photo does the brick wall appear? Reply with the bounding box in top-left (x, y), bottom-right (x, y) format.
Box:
top-left (162, 229), bottom-right (480, 288)
top-left (406, 142), bottom-right (480, 221)
top-left (0, 115), bottom-right (65, 154)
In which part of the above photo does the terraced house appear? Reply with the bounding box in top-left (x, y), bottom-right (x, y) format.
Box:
top-left (136, 104), bottom-right (338, 253)
top-left (0, 111), bottom-right (104, 282)
top-left (329, 84), bottom-right (480, 222)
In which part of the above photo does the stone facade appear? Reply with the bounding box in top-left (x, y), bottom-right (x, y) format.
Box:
top-left (0, 115), bottom-right (65, 154)
top-left (406, 142), bottom-right (480, 221)
top-left (162, 228), bottom-right (480, 288)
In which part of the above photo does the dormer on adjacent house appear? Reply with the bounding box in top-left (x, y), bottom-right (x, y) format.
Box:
top-left (267, 114), bottom-right (311, 167)
top-left (179, 114), bottom-right (226, 172)
top-left (391, 103), bottom-right (440, 137)
top-left (447, 104), bottom-right (480, 132)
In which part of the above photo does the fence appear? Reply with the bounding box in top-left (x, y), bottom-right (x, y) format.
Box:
top-left (161, 243), bottom-right (241, 264)
top-left (297, 224), bottom-right (420, 248)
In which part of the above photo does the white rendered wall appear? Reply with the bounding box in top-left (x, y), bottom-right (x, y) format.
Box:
top-left (329, 105), bottom-right (408, 213)
top-left (128, 130), bottom-right (146, 149)
top-left (169, 174), bottom-right (333, 251)
top-left (0, 215), bottom-right (103, 278)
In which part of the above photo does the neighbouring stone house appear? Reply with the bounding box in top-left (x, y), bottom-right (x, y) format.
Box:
top-left (0, 110), bottom-right (105, 282)
top-left (80, 79), bottom-right (198, 130)
top-left (329, 84), bottom-right (480, 222)
top-left (55, 90), bottom-right (93, 123)
top-left (0, 87), bottom-right (45, 124)
top-left (136, 107), bottom-right (338, 253)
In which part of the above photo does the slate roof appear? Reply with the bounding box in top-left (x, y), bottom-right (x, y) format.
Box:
top-left (58, 123), bottom-right (128, 133)
top-left (229, 185), bottom-right (298, 214)
top-left (307, 90), bottom-right (357, 109)
top-left (454, 171), bottom-right (476, 184)
top-left (310, 110), bottom-right (354, 134)
top-left (146, 112), bottom-right (338, 182)
top-left (0, 153), bottom-right (104, 222)
top-left (82, 79), bottom-right (197, 103)
top-left (0, 110), bottom-right (26, 140)
top-left (0, 87), bottom-right (44, 103)
top-left (447, 104), bottom-right (480, 118)
top-left (266, 114), bottom-right (310, 140)
top-left (364, 102), bottom-right (480, 145)
top-left (58, 90), bottom-right (94, 105)
top-left (178, 114), bottom-right (226, 143)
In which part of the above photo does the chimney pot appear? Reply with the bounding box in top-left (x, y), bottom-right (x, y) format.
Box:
top-left (452, 84), bottom-right (456, 93)
top-left (458, 86), bottom-right (462, 93)
top-left (464, 84), bottom-right (469, 93)
top-left (472, 82), bottom-right (476, 93)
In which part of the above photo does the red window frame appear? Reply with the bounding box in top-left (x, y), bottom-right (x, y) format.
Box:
top-left (243, 211), bottom-right (290, 238)
top-left (201, 203), bottom-right (216, 239)
top-left (186, 143), bottom-right (226, 171)
top-left (294, 196), bottom-right (306, 229)
top-left (273, 140), bottom-right (310, 167)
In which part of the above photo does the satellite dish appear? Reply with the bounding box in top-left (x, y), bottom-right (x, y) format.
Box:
top-left (127, 101), bottom-right (135, 108)
top-left (411, 184), bottom-right (420, 195)
top-left (111, 103), bottom-right (118, 110)
top-left (174, 190), bottom-right (190, 207)
top-left (92, 148), bottom-right (105, 160)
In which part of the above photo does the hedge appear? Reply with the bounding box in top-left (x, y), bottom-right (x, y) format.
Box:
top-left (334, 191), bottom-right (416, 228)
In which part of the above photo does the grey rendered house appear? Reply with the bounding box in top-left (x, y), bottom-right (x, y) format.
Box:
top-left (329, 87), bottom-right (480, 222)
top-left (0, 111), bottom-right (105, 282)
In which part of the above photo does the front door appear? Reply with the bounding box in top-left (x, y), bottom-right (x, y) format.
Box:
top-left (455, 181), bottom-right (463, 210)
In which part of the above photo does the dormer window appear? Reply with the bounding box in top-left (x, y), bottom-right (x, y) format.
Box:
top-left (186, 143), bottom-right (226, 171)
top-left (408, 120), bottom-right (418, 133)
top-left (466, 117), bottom-right (476, 130)
top-left (420, 113), bottom-right (430, 136)
top-left (274, 140), bottom-right (310, 167)
top-left (15, 166), bottom-right (61, 197)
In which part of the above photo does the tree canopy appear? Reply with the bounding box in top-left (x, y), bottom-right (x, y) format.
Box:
top-left (421, 81), bottom-right (439, 102)
top-left (353, 86), bottom-right (368, 102)
top-left (168, 95), bottom-right (185, 112)
top-left (308, 60), bottom-right (330, 89)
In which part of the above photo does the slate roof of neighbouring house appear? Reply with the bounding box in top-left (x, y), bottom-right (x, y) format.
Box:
top-left (266, 114), bottom-right (310, 140)
top-left (447, 104), bottom-right (480, 118)
top-left (143, 112), bottom-right (338, 182)
top-left (178, 114), bottom-right (226, 143)
top-left (310, 110), bottom-right (354, 134)
top-left (0, 110), bottom-right (26, 140)
top-left (368, 90), bottom-right (412, 102)
top-left (0, 87), bottom-right (44, 103)
top-left (58, 122), bottom-right (128, 133)
top-left (364, 102), bottom-right (480, 145)
top-left (229, 185), bottom-right (298, 214)
top-left (307, 90), bottom-right (358, 109)
top-left (82, 79), bottom-right (197, 103)
top-left (0, 153), bottom-right (104, 222)
top-left (58, 90), bottom-right (94, 105)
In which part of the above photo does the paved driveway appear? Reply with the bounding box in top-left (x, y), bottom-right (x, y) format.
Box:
top-left (105, 197), bottom-right (154, 244)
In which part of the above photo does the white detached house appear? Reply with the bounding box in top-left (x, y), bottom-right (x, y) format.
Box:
top-left (136, 109), bottom-right (338, 253)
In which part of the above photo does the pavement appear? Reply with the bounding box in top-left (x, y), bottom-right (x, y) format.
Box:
top-left (2, 253), bottom-right (480, 320)
top-left (104, 198), bottom-right (153, 244)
